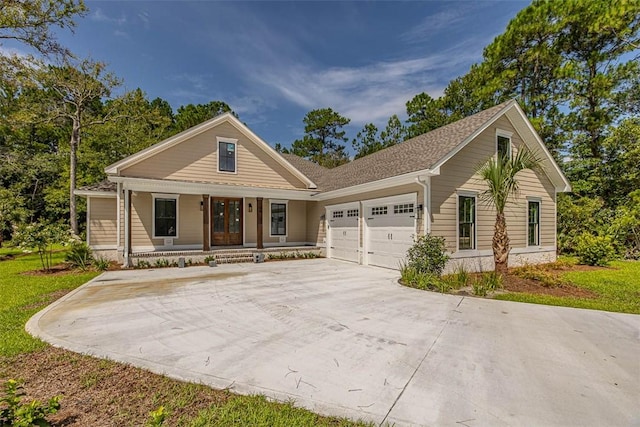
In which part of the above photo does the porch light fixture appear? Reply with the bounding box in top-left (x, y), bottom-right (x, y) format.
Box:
top-left (248, 203), bottom-right (253, 212)
top-left (200, 201), bottom-right (203, 211)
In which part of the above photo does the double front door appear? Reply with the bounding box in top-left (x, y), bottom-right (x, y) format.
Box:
top-left (212, 198), bottom-right (243, 246)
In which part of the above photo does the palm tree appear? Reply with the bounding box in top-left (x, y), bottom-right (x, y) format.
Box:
top-left (478, 147), bottom-right (543, 277)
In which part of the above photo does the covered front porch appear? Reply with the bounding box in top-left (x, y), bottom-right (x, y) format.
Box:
top-left (114, 176), bottom-right (319, 266)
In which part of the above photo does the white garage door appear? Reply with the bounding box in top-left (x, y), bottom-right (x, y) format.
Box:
top-left (327, 204), bottom-right (359, 263)
top-left (364, 196), bottom-right (416, 270)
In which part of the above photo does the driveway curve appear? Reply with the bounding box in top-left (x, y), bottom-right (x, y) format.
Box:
top-left (27, 259), bottom-right (639, 426)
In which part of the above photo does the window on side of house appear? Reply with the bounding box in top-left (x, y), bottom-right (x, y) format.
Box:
top-left (497, 135), bottom-right (511, 160)
top-left (458, 195), bottom-right (476, 250)
top-left (218, 140), bottom-right (236, 173)
top-left (153, 196), bottom-right (178, 238)
top-left (528, 200), bottom-right (540, 246)
top-left (270, 202), bottom-right (286, 236)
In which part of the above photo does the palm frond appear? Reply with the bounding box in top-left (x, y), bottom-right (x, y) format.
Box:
top-left (477, 147), bottom-right (543, 214)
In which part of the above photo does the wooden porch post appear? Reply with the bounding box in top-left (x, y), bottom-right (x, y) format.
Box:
top-left (202, 195), bottom-right (210, 251)
top-left (124, 189), bottom-right (132, 267)
top-left (257, 197), bottom-right (263, 249)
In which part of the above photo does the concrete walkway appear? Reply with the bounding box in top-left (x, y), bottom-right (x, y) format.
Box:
top-left (27, 259), bottom-right (639, 426)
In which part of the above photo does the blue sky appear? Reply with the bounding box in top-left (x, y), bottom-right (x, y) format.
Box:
top-left (10, 1), bottom-right (529, 150)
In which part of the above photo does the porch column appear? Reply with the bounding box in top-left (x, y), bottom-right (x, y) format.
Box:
top-left (124, 189), bottom-right (132, 267)
top-left (202, 195), bottom-right (210, 251)
top-left (257, 197), bottom-right (263, 249)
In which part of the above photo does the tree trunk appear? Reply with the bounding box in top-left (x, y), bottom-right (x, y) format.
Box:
top-left (69, 121), bottom-right (80, 235)
top-left (493, 212), bottom-right (510, 277)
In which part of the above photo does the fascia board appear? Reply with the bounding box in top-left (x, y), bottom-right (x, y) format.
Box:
top-left (312, 168), bottom-right (438, 201)
top-left (110, 176), bottom-right (316, 201)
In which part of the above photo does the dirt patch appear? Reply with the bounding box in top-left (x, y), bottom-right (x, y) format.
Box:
top-left (21, 264), bottom-right (76, 276)
top-left (502, 275), bottom-right (598, 298)
top-left (0, 347), bottom-right (229, 427)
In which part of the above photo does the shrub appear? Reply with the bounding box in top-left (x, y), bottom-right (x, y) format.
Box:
top-left (512, 264), bottom-right (565, 287)
top-left (472, 281), bottom-right (488, 297)
top-left (154, 258), bottom-right (170, 268)
top-left (406, 234), bottom-right (449, 276)
top-left (12, 221), bottom-right (69, 271)
top-left (65, 241), bottom-right (93, 270)
top-left (575, 233), bottom-right (616, 266)
top-left (0, 379), bottom-right (61, 426)
top-left (400, 263), bottom-right (442, 291)
top-left (135, 260), bottom-right (151, 269)
top-left (204, 255), bottom-right (216, 264)
top-left (93, 257), bottom-right (111, 271)
top-left (454, 264), bottom-right (470, 288)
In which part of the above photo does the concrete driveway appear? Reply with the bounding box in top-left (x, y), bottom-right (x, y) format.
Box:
top-left (28, 259), bottom-right (639, 426)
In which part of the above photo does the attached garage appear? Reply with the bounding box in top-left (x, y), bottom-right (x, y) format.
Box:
top-left (363, 194), bottom-right (417, 270)
top-left (326, 202), bottom-right (360, 263)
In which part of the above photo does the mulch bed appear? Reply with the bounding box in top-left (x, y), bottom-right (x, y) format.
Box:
top-left (502, 274), bottom-right (598, 298)
top-left (0, 347), bottom-right (229, 427)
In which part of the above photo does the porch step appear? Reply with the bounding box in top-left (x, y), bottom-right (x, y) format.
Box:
top-left (214, 252), bottom-right (255, 264)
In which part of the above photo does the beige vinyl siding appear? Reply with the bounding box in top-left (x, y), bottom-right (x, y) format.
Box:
top-left (131, 193), bottom-right (203, 248)
top-left (431, 116), bottom-right (556, 253)
top-left (120, 122), bottom-right (307, 190)
top-left (306, 183), bottom-right (424, 246)
top-left (244, 197), bottom-right (257, 244)
top-left (88, 197), bottom-right (117, 247)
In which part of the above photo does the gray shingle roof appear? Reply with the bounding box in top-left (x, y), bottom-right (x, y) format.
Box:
top-left (287, 100), bottom-right (515, 192)
top-left (79, 179), bottom-right (117, 192)
top-left (280, 153), bottom-right (330, 188)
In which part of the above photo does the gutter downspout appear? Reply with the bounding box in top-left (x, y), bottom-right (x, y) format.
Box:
top-left (415, 176), bottom-right (431, 235)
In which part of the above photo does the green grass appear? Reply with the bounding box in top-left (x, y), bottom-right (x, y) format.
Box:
top-left (187, 395), bottom-right (371, 427)
top-left (496, 260), bottom-right (640, 314)
top-left (0, 249), bottom-right (99, 357)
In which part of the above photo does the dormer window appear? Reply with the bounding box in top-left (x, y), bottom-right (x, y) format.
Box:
top-left (217, 137), bottom-right (237, 173)
top-left (496, 130), bottom-right (512, 161)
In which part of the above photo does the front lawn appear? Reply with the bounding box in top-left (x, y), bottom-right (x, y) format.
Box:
top-left (494, 260), bottom-right (640, 314)
top-left (0, 249), bottom-right (98, 357)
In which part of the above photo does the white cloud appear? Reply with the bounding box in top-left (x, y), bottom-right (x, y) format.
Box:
top-left (138, 11), bottom-right (150, 29)
top-left (400, 3), bottom-right (491, 43)
top-left (113, 30), bottom-right (129, 38)
top-left (91, 8), bottom-right (127, 25)
top-left (243, 44), bottom-right (480, 126)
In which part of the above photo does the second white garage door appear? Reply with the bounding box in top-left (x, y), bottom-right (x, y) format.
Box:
top-left (364, 194), bottom-right (417, 270)
top-left (327, 203), bottom-right (360, 263)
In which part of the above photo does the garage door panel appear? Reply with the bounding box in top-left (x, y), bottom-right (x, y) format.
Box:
top-left (364, 199), bottom-right (416, 270)
top-left (327, 206), bottom-right (359, 263)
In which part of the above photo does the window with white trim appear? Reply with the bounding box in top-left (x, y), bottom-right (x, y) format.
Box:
top-left (371, 206), bottom-right (387, 216)
top-left (332, 210), bottom-right (344, 219)
top-left (153, 195), bottom-right (178, 238)
top-left (218, 140), bottom-right (236, 172)
top-left (528, 201), bottom-right (540, 246)
top-left (458, 195), bottom-right (476, 250)
top-left (394, 203), bottom-right (414, 214)
top-left (497, 133), bottom-right (511, 160)
top-left (347, 209), bottom-right (359, 217)
top-left (270, 202), bottom-right (286, 236)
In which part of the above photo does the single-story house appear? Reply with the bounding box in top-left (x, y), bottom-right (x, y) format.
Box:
top-left (77, 99), bottom-right (571, 271)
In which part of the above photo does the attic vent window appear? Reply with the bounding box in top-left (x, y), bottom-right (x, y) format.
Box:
top-left (218, 139), bottom-right (237, 173)
top-left (497, 134), bottom-right (511, 160)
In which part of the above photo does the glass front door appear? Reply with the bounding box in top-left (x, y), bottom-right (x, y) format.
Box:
top-left (211, 198), bottom-right (243, 246)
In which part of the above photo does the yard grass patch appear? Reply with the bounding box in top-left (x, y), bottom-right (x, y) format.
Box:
top-left (0, 250), bottom-right (99, 357)
top-left (496, 260), bottom-right (640, 314)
